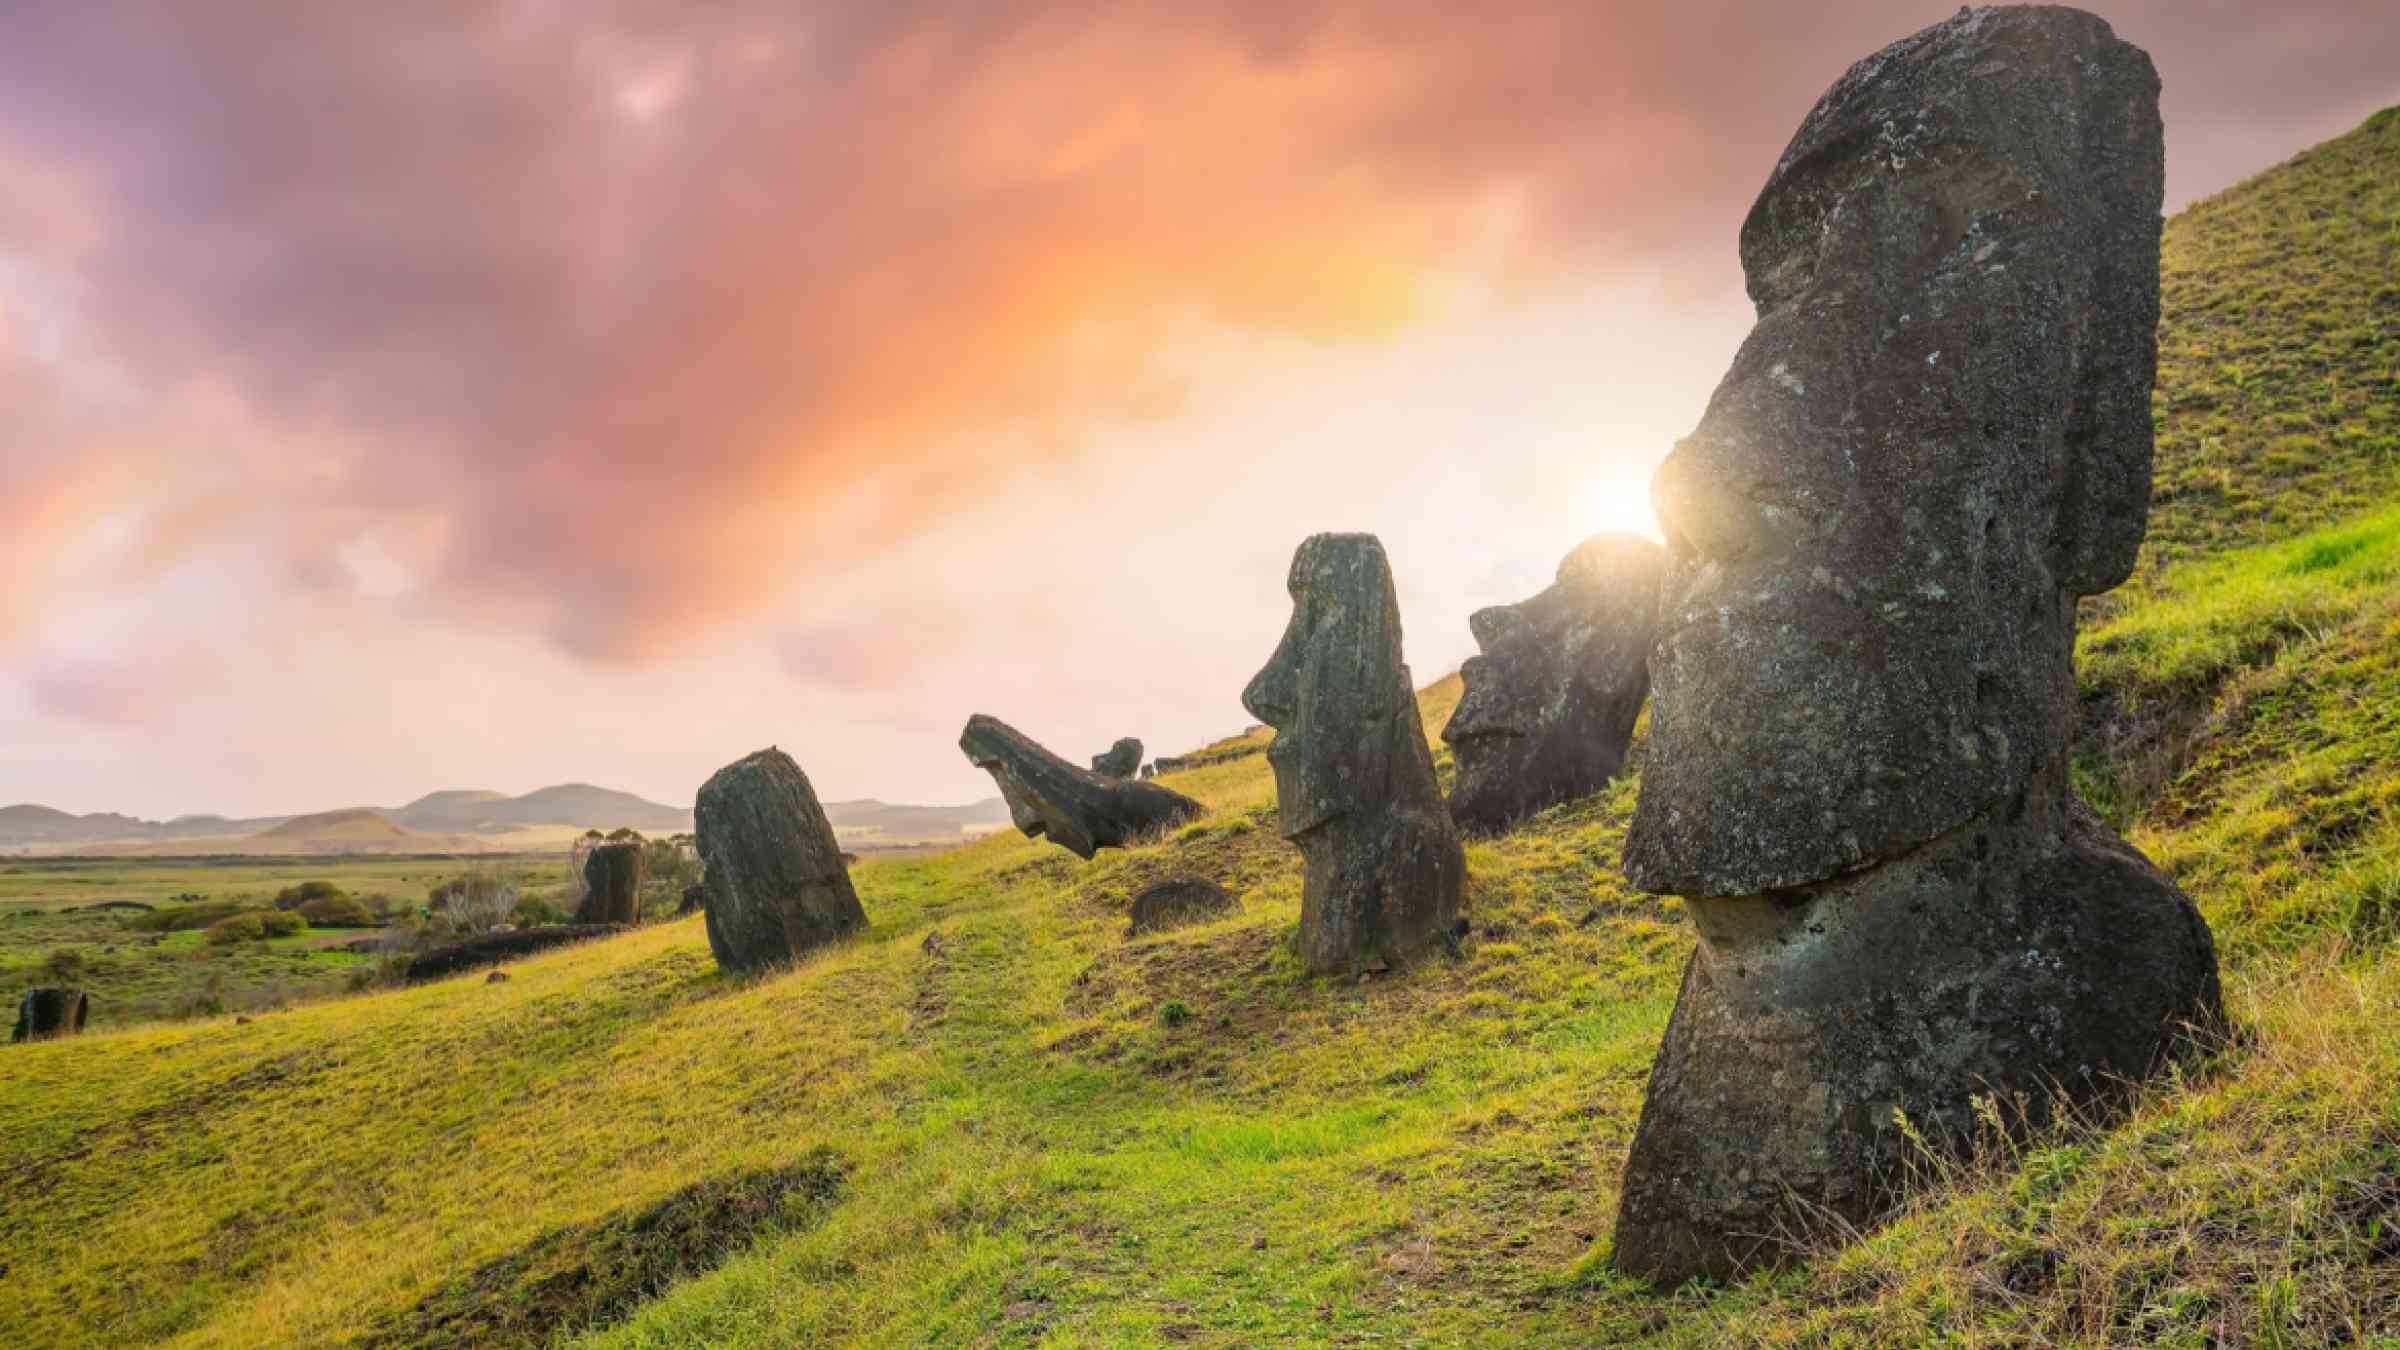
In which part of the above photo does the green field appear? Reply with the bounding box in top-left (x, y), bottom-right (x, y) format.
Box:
top-left (1, 108), bottom-right (2395, 1349)
top-left (0, 854), bottom-right (575, 1025)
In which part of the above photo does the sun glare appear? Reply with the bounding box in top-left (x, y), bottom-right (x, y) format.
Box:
top-left (1580, 463), bottom-right (1666, 543)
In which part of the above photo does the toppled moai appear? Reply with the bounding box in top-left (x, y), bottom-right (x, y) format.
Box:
top-left (1444, 532), bottom-right (1666, 835)
top-left (960, 716), bottom-right (1203, 859)
top-left (694, 747), bottom-right (867, 973)
top-left (1243, 533), bottom-right (1464, 975)
top-left (1089, 737), bottom-right (1144, 779)
top-left (577, 840), bottom-right (646, 925)
top-left (1611, 5), bottom-right (2221, 1286)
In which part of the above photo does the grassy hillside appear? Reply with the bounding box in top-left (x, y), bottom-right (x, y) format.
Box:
top-left (2, 110), bottom-right (2397, 1348)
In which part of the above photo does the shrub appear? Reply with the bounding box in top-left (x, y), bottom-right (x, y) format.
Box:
top-left (429, 872), bottom-right (519, 935)
top-left (259, 910), bottom-right (306, 938)
top-left (296, 893), bottom-right (378, 928)
top-left (130, 900), bottom-right (250, 932)
top-left (273, 880), bottom-right (346, 910)
top-left (513, 893), bottom-right (569, 928)
top-left (207, 913), bottom-right (267, 945)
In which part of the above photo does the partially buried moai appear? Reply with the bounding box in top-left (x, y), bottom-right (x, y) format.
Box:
top-left (1610, 6), bottom-right (2221, 1285)
top-left (694, 747), bottom-right (867, 974)
top-left (577, 840), bottom-right (645, 925)
top-left (1443, 532), bottom-right (1666, 836)
top-left (1244, 533), bottom-right (1463, 975)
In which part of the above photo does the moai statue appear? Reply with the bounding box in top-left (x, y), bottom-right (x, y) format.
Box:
top-left (577, 840), bottom-right (645, 925)
top-left (1610, 6), bottom-right (2221, 1285)
top-left (1444, 532), bottom-right (1667, 835)
top-left (960, 716), bottom-right (1202, 858)
top-left (1244, 533), bottom-right (1464, 975)
top-left (1089, 737), bottom-right (1144, 779)
top-left (695, 747), bottom-right (866, 973)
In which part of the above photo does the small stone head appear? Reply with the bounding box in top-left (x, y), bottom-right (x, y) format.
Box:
top-left (1445, 533), bottom-right (1665, 832)
top-left (1243, 533), bottom-right (1423, 839)
top-left (1626, 6), bottom-right (2163, 896)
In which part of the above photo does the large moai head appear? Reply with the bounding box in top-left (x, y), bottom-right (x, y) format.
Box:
top-left (1445, 532), bottom-right (1666, 836)
top-left (1245, 533), bottom-right (1463, 973)
top-left (1608, 7), bottom-right (2219, 1287)
top-left (694, 747), bottom-right (866, 973)
top-left (1625, 3), bottom-right (2165, 897)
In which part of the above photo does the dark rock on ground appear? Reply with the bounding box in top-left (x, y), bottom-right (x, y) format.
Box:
top-left (576, 840), bottom-right (646, 925)
top-left (486, 970), bottom-right (510, 984)
top-left (1125, 878), bottom-right (1240, 936)
top-left (1138, 763), bottom-right (1156, 780)
top-left (695, 748), bottom-right (867, 974)
top-left (1089, 737), bottom-right (1143, 779)
top-left (12, 987), bottom-right (88, 1042)
top-left (1444, 532), bottom-right (1666, 835)
top-left (1612, 6), bottom-right (2220, 1287)
top-left (402, 926), bottom-right (628, 982)
top-left (959, 716), bottom-right (1203, 859)
top-left (1151, 756), bottom-right (1188, 774)
top-left (1243, 533), bottom-right (1464, 975)
top-left (678, 883), bottom-right (706, 916)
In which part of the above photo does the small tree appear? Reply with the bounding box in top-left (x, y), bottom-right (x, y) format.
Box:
top-left (430, 872), bottom-right (519, 936)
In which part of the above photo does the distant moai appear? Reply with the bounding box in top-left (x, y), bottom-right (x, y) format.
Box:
top-left (960, 716), bottom-right (1201, 858)
top-left (1443, 532), bottom-right (1666, 835)
top-left (577, 840), bottom-right (646, 925)
top-left (1243, 533), bottom-right (1463, 975)
top-left (1610, 5), bottom-right (2222, 1285)
top-left (694, 748), bottom-right (866, 973)
top-left (1089, 737), bottom-right (1143, 779)
top-left (12, 987), bottom-right (88, 1042)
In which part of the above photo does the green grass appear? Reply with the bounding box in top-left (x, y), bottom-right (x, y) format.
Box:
top-left (3, 105), bottom-right (2398, 1350)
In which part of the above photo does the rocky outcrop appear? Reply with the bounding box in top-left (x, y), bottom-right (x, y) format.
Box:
top-left (694, 748), bottom-right (867, 973)
top-left (11, 987), bottom-right (88, 1041)
top-left (1611, 6), bottom-right (2221, 1286)
top-left (576, 840), bottom-right (646, 925)
top-left (1125, 878), bottom-right (1240, 936)
top-left (1089, 738), bottom-right (1143, 779)
top-left (1244, 533), bottom-right (1464, 975)
top-left (959, 716), bottom-right (1203, 859)
top-left (402, 925), bottom-right (628, 982)
top-left (1443, 532), bottom-right (1666, 835)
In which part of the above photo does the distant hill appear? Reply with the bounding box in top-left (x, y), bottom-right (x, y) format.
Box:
top-left (391, 784), bottom-right (691, 834)
top-left (251, 808), bottom-right (419, 843)
top-left (821, 798), bottom-right (1011, 836)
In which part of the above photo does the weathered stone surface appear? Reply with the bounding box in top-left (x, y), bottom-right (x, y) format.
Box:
top-left (959, 716), bottom-right (1203, 859)
top-left (1244, 533), bottom-right (1464, 974)
top-left (677, 883), bottom-right (706, 916)
top-left (1138, 763), bottom-right (1157, 781)
top-left (12, 987), bottom-right (88, 1041)
top-left (576, 840), bottom-right (646, 925)
top-left (695, 747), bottom-right (867, 973)
top-left (1612, 7), bottom-right (2221, 1287)
top-left (1089, 738), bottom-right (1143, 779)
top-left (402, 925), bottom-right (628, 982)
top-left (1125, 878), bottom-right (1239, 936)
top-left (1444, 532), bottom-right (1667, 835)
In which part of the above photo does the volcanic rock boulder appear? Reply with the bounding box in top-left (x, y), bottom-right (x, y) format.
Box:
top-left (1444, 532), bottom-right (1667, 835)
top-left (959, 716), bottom-right (1202, 859)
top-left (1089, 738), bottom-right (1144, 779)
top-left (694, 748), bottom-right (867, 973)
top-left (12, 987), bottom-right (88, 1041)
top-left (1126, 878), bottom-right (1240, 936)
top-left (1610, 6), bottom-right (2221, 1286)
top-left (577, 841), bottom-right (646, 925)
top-left (1244, 533), bottom-right (1464, 975)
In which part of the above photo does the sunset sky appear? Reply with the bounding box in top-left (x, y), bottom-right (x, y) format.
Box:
top-left (2, 2), bottom-right (2394, 820)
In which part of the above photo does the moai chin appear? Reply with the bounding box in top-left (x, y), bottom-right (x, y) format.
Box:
top-left (1610, 6), bottom-right (2222, 1286)
top-left (1243, 533), bottom-right (1464, 975)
